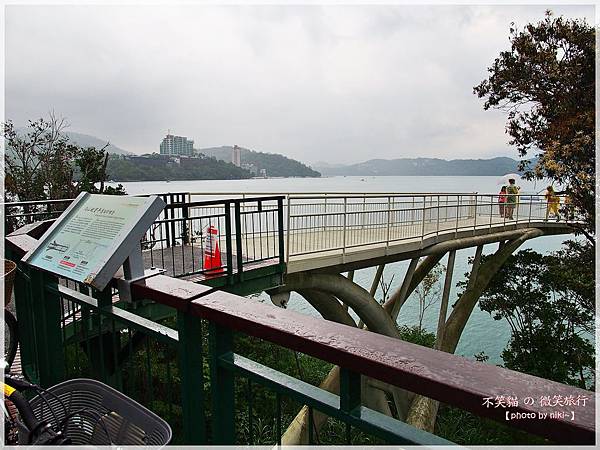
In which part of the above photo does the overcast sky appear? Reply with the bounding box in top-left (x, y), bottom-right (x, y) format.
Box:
top-left (5, 4), bottom-right (594, 164)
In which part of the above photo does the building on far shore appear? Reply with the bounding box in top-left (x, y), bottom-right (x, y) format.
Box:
top-left (232, 145), bottom-right (242, 167)
top-left (160, 133), bottom-right (194, 156)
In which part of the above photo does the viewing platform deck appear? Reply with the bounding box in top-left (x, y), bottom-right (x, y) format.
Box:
top-left (5, 191), bottom-right (577, 291)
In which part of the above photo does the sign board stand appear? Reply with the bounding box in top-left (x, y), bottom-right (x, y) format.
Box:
top-left (117, 242), bottom-right (166, 302)
top-left (23, 192), bottom-right (167, 301)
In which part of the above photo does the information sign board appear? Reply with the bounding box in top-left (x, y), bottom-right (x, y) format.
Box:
top-left (23, 192), bottom-right (165, 290)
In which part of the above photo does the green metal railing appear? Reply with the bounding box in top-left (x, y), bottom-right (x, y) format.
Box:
top-left (9, 261), bottom-right (454, 445)
top-left (6, 221), bottom-right (595, 446)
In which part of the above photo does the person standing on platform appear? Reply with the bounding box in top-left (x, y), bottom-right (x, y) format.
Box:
top-left (498, 186), bottom-right (507, 217)
top-left (505, 178), bottom-right (520, 219)
top-left (545, 186), bottom-right (560, 220)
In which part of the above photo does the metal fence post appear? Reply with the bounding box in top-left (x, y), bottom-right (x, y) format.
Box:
top-left (277, 197), bottom-right (285, 267)
top-left (386, 196), bottom-right (391, 247)
top-left (455, 195), bottom-right (460, 237)
top-left (209, 322), bottom-right (235, 444)
top-left (486, 194), bottom-right (491, 230)
top-left (182, 202), bottom-right (190, 245)
top-left (342, 197), bottom-right (348, 257)
top-left (170, 194), bottom-right (177, 247)
top-left (420, 196), bottom-right (426, 243)
top-left (286, 195), bottom-right (292, 262)
top-left (178, 312), bottom-right (206, 444)
top-left (29, 269), bottom-right (65, 388)
top-left (529, 195), bottom-right (533, 225)
top-left (11, 259), bottom-right (39, 383)
top-left (473, 194), bottom-right (478, 231)
top-left (340, 368), bottom-right (361, 413)
top-left (436, 195), bottom-right (440, 236)
top-left (323, 195), bottom-right (328, 231)
top-left (234, 201), bottom-right (244, 280)
top-left (91, 287), bottom-right (123, 389)
top-left (225, 201), bottom-right (234, 280)
top-left (362, 195), bottom-right (366, 230)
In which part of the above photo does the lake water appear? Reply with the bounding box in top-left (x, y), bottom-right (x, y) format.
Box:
top-left (109, 176), bottom-right (572, 364)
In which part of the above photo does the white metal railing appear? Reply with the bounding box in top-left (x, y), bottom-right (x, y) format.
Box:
top-left (187, 192), bottom-right (572, 260)
top-left (6, 192), bottom-right (572, 266)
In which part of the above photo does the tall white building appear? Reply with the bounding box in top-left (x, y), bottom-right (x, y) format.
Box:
top-left (160, 133), bottom-right (194, 156)
top-left (232, 145), bottom-right (242, 167)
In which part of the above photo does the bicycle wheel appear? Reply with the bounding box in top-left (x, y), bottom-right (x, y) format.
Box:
top-left (4, 309), bottom-right (18, 369)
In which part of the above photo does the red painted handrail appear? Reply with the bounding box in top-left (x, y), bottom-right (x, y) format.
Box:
top-left (134, 275), bottom-right (595, 445)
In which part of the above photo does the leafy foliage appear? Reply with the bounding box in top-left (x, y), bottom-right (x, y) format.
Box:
top-left (413, 263), bottom-right (444, 330)
top-left (106, 154), bottom-right (252, 181)
top-left (474, 11), bottom-right (595, 241)
top-left (3, 114), bottom-right (126, 203)
top-left (471, 243), bottom-right (594, 389)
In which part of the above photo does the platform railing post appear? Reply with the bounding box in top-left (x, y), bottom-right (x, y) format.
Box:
top-left (286, 195), bottom-right (292, 262)
top-left (182, 201), bottom-right (190, 245)
top-left (529, 195), bottom-right (533, 225)
top-left (455, 195), bottom-right (460, 237)
top-left (12, 260), bottom-right (39, 383)
top-left (489, 194), bottom-right (493, 230)
top-left (29, 269), bottom-right (65, 388)
top-left (225, 201), bottom-right (233, 278)
top-left (473, 194), bottom-right (478, 231)
top-left (342, 196), bottom-right (347, 257)
top-left (340, 367), bottom-right (361, 414)
top-left (209, 322), bottom-right (235, 444)
top-left (436, 194), bottom-right (440, 236)
top-left (277, 197), bottom-right (285, 266)
top-left (420, 196), bottom-right (426, 243)
top-left (234, 201), bottom-right (244, 279)
top-left (322, 196), bottom-right (328, 231)
top-left (178, 312), bottom-right (206, 444)
top-left (362, 195), bottom-right (366, 230)
top-left (386, 196), bottom-right (391, 248)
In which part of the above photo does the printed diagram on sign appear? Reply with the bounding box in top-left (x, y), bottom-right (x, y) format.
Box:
top-left (70, 239), bottom-right (109, 264)
top-left (45, 240), bottom-right (69, 253)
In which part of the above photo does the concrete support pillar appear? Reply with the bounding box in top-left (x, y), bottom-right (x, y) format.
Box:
top-left (390, 257), bottom-right (419, 321)
top-left (297, 289), bottom-right (356, 328)
top-left (434, 250), bottom-right (456, 350)
top-left (370, 264), bottom-right (385, 297)
top-left (406, 231), bottom-right (541, 433)
top-left (383, 253), bottom-right (445, 319)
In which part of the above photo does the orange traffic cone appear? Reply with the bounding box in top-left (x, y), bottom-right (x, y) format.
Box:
top-left (203, 225), bottom-right (223, 275)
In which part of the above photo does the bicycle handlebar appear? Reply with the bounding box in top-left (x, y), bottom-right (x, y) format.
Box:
top-left (3, 378), bottom-right (70, 445)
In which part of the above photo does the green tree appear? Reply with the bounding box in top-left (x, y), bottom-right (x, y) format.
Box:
top-left (3, 114), bottom-right (126, 202)
top-left (474, 244), bottom-right (594, 389)
top-left (413, 263), bottom-right (443, 330)
top-left (474, 11), bottom-right (595, 243)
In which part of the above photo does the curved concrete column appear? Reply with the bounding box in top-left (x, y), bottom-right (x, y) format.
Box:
top-left (383, 253), bottom-right (445, 321)
top-left (280, 273), bottom-right (412, 419)
top-left (281, 272), bottom-right (399, 338)
top-left (297, 289), bottom-right (356, 328)
top-left (406, 228), bottom-right (543, 432)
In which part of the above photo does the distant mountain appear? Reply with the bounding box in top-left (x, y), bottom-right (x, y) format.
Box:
top-left (63, 131), bottom-right (132, 155)
top-left (199, 146), bottom-right (320, 178)
top-left (313, 157), bottom-right (522, 176)
top-left (13, 128), bottom-right (132, 155)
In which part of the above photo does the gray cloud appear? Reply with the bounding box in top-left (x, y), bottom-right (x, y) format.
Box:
top-left (5, 4), bottom-right (594, 164)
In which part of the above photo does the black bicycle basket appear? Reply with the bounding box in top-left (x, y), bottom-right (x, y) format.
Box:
top-left (19, 378), bottom-right (172, 446)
